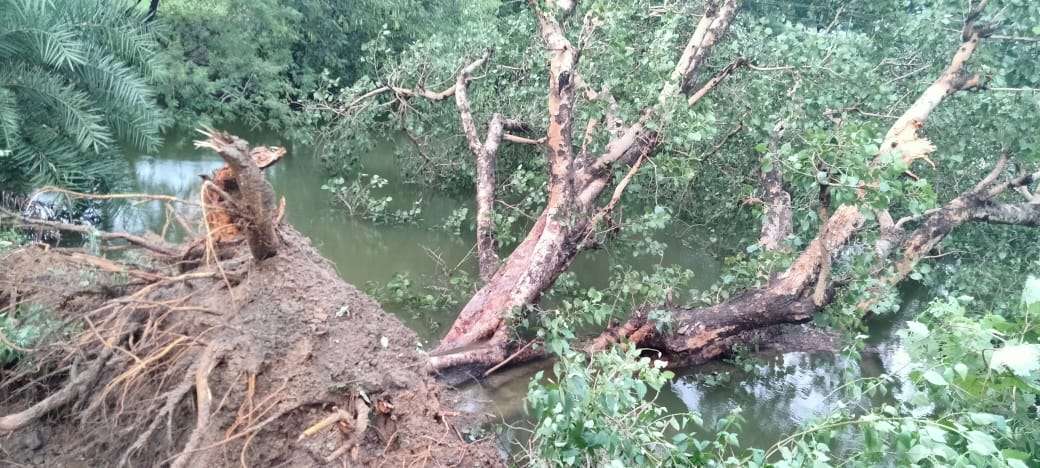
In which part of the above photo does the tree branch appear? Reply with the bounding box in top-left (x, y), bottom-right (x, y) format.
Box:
top-left (876, 1), bottom-right (994, 168)
top-left (758, 120), bottom-right (793, 251)
top-left (530, 0), bottom-right (581, 210)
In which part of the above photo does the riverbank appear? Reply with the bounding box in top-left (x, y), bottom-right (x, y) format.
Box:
top-left (0, 220), bottom-right (500, 466)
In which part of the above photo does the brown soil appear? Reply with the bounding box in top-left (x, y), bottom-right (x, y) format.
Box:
top-left (0, 226), bottom-right (502, 467)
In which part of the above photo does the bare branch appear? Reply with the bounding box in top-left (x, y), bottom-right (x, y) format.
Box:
top-left (758, 121), bottom-right (793, 251)
top-left (971, 152), bottom-right (1009, 193)
top-left (1, 209), bottom-right (179, 257)
top-left (687, 57), bottom-right (748, 106)
top-left (877, 2), bottom-right (994, 168)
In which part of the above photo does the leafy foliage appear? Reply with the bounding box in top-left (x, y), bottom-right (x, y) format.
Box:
top-left (0, 0), bottom-right (162, 193)
top-left (523, 313), bottom-right (743, 467)
top-left (155, 0), bottom-right (463, 130)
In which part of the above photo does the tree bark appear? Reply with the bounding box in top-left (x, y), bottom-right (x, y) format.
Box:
top-left (758, 121), bottom-right (793, 251)
top-left (429, 0), bottom-right (740, 370)
top-left (194, 130), bottom-right (283, 261)
top-left (453, 51), bottom-right (502, 282)
top-left (593, 160), bottom-right (1040, 365)
top-left (591, 2), bottom-right (1009, 365)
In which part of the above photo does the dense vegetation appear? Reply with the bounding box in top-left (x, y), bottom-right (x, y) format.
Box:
top-left (155, 0), bottom-right (463, 129)
top-left (1, 0), bottom-right (1039, 466)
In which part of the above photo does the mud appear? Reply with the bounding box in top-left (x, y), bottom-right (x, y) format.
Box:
top-left (0, 226), bottom-right (502, 467)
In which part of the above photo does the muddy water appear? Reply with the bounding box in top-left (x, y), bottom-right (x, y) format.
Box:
top-left (123, 128), bottom-right (915, 452)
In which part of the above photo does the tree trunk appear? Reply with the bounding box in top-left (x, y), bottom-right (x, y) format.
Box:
top-left (589, 4), bottom-right (1011, 366)
top-left (593, 167), bottom-right (1040, 365)
top-left (194, 130), bottom-right (284, 261)
top-left (429, 0), bottom-right (739, 371)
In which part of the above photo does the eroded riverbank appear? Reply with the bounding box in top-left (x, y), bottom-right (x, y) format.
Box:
top-left (120, 128), bottom-right (919, 452)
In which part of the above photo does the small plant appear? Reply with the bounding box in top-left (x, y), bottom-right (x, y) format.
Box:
top-left (390, 198), bottom-right (423, 224)
top-left (725, 344), bottom-right (759, 373)
top-left (440, 207), bottom-right (469, 235)
top-left (0, 228), bottom-right (25, 252)
top-left (0, 304), bottom-right (58, 366)
top-left (322, 174), bottom-right (425, 224)
top-left (695, 370), bottom-right (732, 388)
top-left (367, 271), bottom-right (473, 317)
top-left (321, 173), bottom-right (393, 221)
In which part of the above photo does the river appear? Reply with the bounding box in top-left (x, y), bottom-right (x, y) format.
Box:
top-left (120, 128), bottom-right (919, 453)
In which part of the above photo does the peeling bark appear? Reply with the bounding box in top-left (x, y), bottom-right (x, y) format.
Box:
top-left (454, 51), bottom-right (502, 282)
top-left (876, 3), bottom-right (993, 170)
top-left (758, 121), bottom-right (793, 251)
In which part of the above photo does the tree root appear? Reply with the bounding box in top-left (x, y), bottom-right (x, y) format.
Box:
top-left (0, 346), bottom-right (115, 432)
top-left (323, 399), bottom-right (371, 464)
top-left (169, 344), bottom-right (224, 468)
top-left (118, 360), bottom-right (198, 467)
top-left (0, 208), bottom-right (180, 257)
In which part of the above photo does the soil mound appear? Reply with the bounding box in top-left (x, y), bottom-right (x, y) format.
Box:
top-left (0, 227), bottom-right (501, 466)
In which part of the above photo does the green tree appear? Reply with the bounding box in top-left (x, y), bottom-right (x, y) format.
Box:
top-left (0, 0), bottom-right (163, 193)
top-left (312, 0), bottom-right (1040, 371)
top-left (155, 0), bottom-right (462, 130)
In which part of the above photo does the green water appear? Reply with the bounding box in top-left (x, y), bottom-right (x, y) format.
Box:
top-left (123, 128), bottom-right (914, 452)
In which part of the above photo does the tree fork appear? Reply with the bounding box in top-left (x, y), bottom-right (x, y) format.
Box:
top-left (428, 1), bottom-right (740, 370)
top-left (591, 1), bottom-right (1007, 364)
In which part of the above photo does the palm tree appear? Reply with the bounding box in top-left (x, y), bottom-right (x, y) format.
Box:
top-left (0, 0), bottom-right (163, 193)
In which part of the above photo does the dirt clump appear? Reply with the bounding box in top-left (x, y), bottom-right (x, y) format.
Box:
top-left (0, 223), bottom-right (501, 467)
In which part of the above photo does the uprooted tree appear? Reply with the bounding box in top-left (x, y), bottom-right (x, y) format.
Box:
top-left (587, 1), bottom-right (1040, 365)
top-left (317, 0), bottom-right (1040, 371)
top-left (0, 132), bottom-right (499, 466)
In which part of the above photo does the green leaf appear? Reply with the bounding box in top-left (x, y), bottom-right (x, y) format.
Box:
top-left (953, 363), bottom-right (968, 379)
top-left (906, 321), bottom-right (929, 337)
top-left (965, 430), bottom-right (997, 456)
top-left (1022, 276), bottom-right (1040, 307)
top-left (907, 444), bottom-right (930, 463)
top-left (989, 344), bottom-right (1040, 377)
top-left (922, 370), bottom-right (947, 386)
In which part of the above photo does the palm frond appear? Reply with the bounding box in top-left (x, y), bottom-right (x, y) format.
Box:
top-left (1, 64), bottom-right (113, 152)
top-left (0, 0), bottom-right (161, 192)
top-left (0, 0), bottom-right (88, 69)
top-left (0, 87), bottom-right (20, 147)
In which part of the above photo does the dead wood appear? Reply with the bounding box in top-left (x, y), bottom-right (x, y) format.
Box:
top-left (194, 129), bottom-right (284, 261)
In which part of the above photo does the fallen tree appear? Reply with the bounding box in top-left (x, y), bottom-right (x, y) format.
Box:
top-left (0, 132), bottom-right (500, 466)
top-left (589, 1), bottom-right (1040, 365)
top-left (314, 0), bottom-right (1037, 375)
top-left (336, 0), bottom-right (742, 370)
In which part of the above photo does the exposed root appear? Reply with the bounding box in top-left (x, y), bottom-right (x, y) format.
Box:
top-left (299, 407), bottom-right (353, 441)
top-left (119, 362), bottom-right (197, 467)
top-left (323, 399), bottom-right (371, 464)
top-left (170, 344), bottom-right (224, 468)
top-left (0, 131), bottom-right (501, 467)
top-left (0, 346), bottom-right (115, 432)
